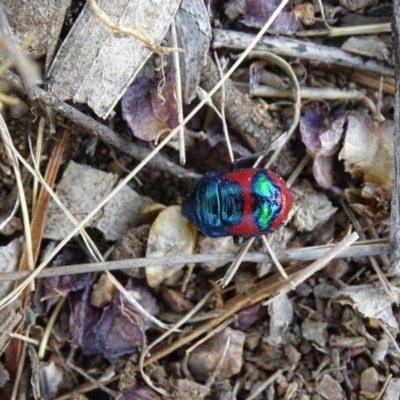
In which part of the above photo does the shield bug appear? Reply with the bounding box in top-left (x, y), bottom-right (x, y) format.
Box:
top-left (181, 167), bottom-right (293, 242)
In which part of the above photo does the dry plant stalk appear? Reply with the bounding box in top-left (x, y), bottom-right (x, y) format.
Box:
top-left (87, 0), bottom-right (182, 55)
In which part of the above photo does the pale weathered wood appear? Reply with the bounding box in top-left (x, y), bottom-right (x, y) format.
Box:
top-left (213, 29), bottom-right (394, 76)
top-left (174, 0), bottom-right (211, 104)
top-left (390, 1), bottom-right (400, 274)
top-left (48, 0), bottom-right (180, 118)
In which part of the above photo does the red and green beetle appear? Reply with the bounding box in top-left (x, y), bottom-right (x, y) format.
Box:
top-left (181, 165), bottom-right (293, 242)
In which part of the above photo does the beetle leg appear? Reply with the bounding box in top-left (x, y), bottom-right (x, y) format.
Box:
top-left (231, 151), bottom-right (268, 170)
top-left (233, 236), bottom-right (249, 247)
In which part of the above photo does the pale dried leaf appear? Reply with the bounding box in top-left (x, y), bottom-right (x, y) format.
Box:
top-left (257, 227), bottom-right (295, 277)
top-left (48, 0), bottom-right (180, 118)
top-left (266, 294), bottom-right (293, 346)
top-left (333, 283), bottom-right (400, 330)
top-left (145, 206), bottom-right (196, 287)
top-left (291, 180), bottom-right (337, 231)
top-left (339, 114), bottom-right (393, 191)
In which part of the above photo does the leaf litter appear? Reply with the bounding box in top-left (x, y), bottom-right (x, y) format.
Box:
top-left (0, 0), bottom-right (397, 398)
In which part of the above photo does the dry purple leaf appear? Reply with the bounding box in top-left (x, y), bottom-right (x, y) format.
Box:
top-left (150, 69), bottom-right (179, 129)
top-left (70, 277), bottom-right (158, 358)
top-left (234, 302), bottom-right (265, 331)
top-left (235, 0), bottom-right (298, 34)
top-left (122, 384), bottom-right (162, 400)
top-left (122, 70), bottom-right (179, 141)
top-left (93, 280), bottom-right (158, 359)
top-left (69, 275), bottom-right (100, 355)
top-left (43, 249), bottom-right (89, 312)
top-left (300, 108), bottom-right (347, 188)
top-left (93, 295), bottom-right (146, 359)
top-left (249, 60), bottom-right (268, 97)
top-left (122, 77), bottom-right (163, 141)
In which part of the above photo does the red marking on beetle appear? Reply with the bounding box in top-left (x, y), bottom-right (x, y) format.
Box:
top-left (223, 169), bottom-right (264, 236)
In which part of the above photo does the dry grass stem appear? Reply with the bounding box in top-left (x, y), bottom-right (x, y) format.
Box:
top-left (252, 86), bottom-right (378, 116)
top-left (31, 117), bottom-right (45, 214)
top-left (87, 0), bottom-right (182, 56)
top-left (296, 22), bottom-right (391, 38)
top-left (170, 19), bottom-right (186, 165)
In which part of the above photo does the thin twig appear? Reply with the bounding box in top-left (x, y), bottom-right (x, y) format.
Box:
top-left (106, 271), bottom-right (173, 331)
top-left (10, 329), bottom-right (30, 400)
top-left (186, 317), bottom-right (235, 354)
top-left (251, 86), bottom-right (377, 115)
top-left (0, 239), bottom-right (388, 282)
top-left (296, 22), bottom-right (391, 37)
top-left (31, 117), bottom-right (45, 214)
top-left (341, 199), bottom-right (398, 304)
top-left (205, 336), bottom-right (231, 387)
top-left (66, 348), bottom-right (119, 398)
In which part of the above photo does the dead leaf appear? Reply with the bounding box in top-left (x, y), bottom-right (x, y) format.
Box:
top-left (145, 206), bottom-right (196, 287)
